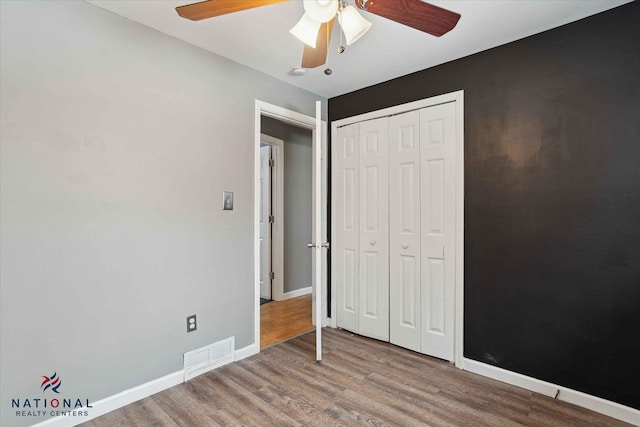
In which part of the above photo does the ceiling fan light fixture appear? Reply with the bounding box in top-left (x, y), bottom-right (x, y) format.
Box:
top-left (338, 5), bottom-right (372, 46)
top-left (290, 13), bottom-right (322, 48)
top-left (290, 66), bottom-right (307, 76)
top-left (304, 0), bottom-right (339, 23)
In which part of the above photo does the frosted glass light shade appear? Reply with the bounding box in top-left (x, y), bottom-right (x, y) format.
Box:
top-left (303, 0), bottom-right (339, 23)
top-left (339, 5), bottom-right (372, 45)
top-left (290, 13), bottom-right (322, 48)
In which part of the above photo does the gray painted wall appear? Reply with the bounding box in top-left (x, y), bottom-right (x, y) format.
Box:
top-left (261, 117), bottom-right (313, 294)
top-left (0, 1), bottom-right (325, 425)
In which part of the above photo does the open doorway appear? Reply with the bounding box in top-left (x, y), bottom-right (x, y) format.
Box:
top-left (253, 100), bottom-right (328, 359)
top-left (259, 118), bottom-right (314, 348)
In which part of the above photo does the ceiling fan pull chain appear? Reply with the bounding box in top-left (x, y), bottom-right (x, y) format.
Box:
top-left (339, 20), bottom-right (345, 53)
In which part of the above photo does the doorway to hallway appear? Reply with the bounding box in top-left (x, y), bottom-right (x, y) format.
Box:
top-left (254, 99), bottom-right (328, 360)
top-left (258, 117), bottom-right (315, 348)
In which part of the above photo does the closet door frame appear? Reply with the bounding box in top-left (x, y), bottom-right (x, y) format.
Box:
top-left (330, 90), bottom-right (464, 368)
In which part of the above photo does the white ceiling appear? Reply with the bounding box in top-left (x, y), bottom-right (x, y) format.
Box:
top-left (86, 0), bottom-right (632, 98)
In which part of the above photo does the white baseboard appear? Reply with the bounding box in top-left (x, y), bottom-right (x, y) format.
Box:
top-left (234, 343), bottom-right (258, 361)
top-left (274, 286), bottom-right (311, 301)
top-left (463, 358), bottom-right (640, 426)
top-left (35, 343), bottom-right (261, 427)
top-left (34, 370), bottom-right (183, 427)
top-left (36, 346), bottom-right (637, 426)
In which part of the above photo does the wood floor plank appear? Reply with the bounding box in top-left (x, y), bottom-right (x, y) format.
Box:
top-left (201, 370), bottom-right (300, 426)
top-left (207, 408), bottom-right (244, 427)
top-left (338, 387), bottom-right (437, 426)
top-left (252, 385), bottom-right (318, 422)
top-left (244, 362), bottom-right (336, 409)
top-left (82, 328), bottom-right (633, 427)
top-left (150, 384), bottom-right (218, 426)
top-left (215, 362), bottom-right (272, 393)
top-left (363, 371), bottom-right (472, 427)
top-left (89, 396), bottom-right (178, 427)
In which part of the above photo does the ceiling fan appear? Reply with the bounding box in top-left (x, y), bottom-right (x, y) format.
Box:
top-left (175, 0), bottom-right (461, 69)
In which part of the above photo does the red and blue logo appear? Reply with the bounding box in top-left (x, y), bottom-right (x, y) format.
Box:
top-left (41, 372), bottom-right (62, 394)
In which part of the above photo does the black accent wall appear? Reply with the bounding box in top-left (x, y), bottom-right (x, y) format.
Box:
top-left (329, 2), bottom-right (640, 409)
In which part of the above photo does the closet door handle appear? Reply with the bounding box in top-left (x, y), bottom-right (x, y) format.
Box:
top-left (402, 243), bottom-right (409, 250)
top-left (369, 240), bottom-right (376, 246)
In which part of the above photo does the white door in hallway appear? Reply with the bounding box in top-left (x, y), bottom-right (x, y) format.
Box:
top-left (420, 102), bottom-right (456, 361)
top-left (259, 145), bottom-right (272, 300)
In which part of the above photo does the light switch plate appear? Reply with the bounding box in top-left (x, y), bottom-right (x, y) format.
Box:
top-left (223, 191), bottom-right (233, 210)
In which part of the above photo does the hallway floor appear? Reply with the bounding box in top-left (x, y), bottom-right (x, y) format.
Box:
top-left (260, 293), bottom-right (313, 348)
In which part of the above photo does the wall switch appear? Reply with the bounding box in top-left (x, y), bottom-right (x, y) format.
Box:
top-left (223, 191), bottom-right (234, 210)
top-left (186, 314), bottom-right (197, 332)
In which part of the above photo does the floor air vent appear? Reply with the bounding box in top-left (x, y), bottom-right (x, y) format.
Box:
top-left (183, 337), bottom-right (234, 381)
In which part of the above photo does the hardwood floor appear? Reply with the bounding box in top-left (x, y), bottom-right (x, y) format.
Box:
top-left (261, 294), bottom-right (313, 348)
top-left (82, 328), bottom-right (631, 427)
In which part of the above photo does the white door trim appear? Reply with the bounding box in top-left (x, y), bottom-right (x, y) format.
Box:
top-left (260, 134), bottom-right (284, 301)
top-left (330, 90), bottom-right (464, 368)
top-left (254, 99), bottom-right (328, 352)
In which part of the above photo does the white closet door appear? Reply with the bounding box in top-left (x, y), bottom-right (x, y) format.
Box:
top-left (420, 102), bottom-right (456, 361)
top-left (358, 117), bottom-right (389, 341)
top-left (389, 110), bottom-right (421, 352)
top-left (335, 123), bottom-right (359, 333)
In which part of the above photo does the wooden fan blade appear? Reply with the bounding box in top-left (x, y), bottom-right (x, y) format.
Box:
top-left (358, 0), bottom-right (460, 37)
top-left (176, 0), bottom-right (287, 21)
top-left (301, 19), bottom-right (334, 69)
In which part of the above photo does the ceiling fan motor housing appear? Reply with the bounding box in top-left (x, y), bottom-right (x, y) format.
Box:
top-left (304, 0), bottom-right (339, 23)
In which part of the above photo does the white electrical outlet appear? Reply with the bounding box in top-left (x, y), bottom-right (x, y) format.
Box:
top-left (186, 314), bottom-right (197, 332)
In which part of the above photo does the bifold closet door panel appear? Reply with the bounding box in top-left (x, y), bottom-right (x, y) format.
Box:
top-left (358, 117), bottom-right (389, 341)
top-left (420, 102), bottom-right (456, 361)
top-left (335, 123), bottom-right (359, 333)
top-left (389, 110), bottom-right (422, 352)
